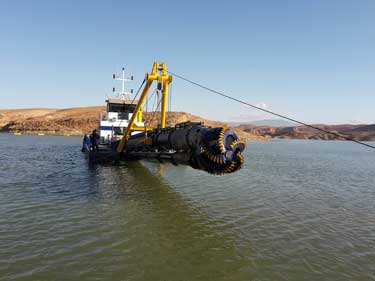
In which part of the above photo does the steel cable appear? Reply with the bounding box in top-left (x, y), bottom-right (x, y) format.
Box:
top-left (168, 70), bottom-right (375, 150)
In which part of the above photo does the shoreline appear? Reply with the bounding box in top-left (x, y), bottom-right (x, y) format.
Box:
top-left (2, 131), bottom-right (374, 144)
top-left (1, 107), bottom-right (374, 142)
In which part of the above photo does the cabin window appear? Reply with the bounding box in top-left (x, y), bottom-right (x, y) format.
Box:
top-left (118, 112), bottom-right (129, 120)
top-left (113, 127), bottom-right (124, 135)
top-left (108, 103), bottom-right (136, 114)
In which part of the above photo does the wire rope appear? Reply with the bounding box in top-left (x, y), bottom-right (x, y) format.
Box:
top-left (168, 70), bottom-right (375, 150)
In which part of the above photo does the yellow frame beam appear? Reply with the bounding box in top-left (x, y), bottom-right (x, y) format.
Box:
top-left (130, 125), bottom-right (153, 131)
top-left (117, 62), bottom-right (172, 153)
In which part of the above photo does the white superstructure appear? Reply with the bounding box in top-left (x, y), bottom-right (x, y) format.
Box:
top-left (99, 67), bottom-right (144, 143)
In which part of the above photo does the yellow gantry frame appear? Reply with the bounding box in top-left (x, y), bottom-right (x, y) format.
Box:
top-left (117, 62), bottom-right (172, 153)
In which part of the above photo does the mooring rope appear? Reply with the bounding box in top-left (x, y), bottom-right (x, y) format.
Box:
top-left (168, 70), bottom-right (375, 150)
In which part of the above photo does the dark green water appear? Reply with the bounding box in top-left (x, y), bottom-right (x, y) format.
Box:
top-left (0, 134), bottom-right (374, 281)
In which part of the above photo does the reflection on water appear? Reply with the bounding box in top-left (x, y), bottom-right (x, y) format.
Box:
top-left (0, 134), bottom-right (374, 281)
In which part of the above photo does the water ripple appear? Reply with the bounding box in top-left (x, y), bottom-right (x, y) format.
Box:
top-left (1, 135), bottom-right (375, 280)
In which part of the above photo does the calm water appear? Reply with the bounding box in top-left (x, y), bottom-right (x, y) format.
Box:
top-left (0, 134), bottom-right (374, 281)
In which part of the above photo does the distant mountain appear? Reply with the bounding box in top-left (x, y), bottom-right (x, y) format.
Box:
top-left (229, 119), bottom-right (297, 127)
top-left (237, 123), bottom-right (375, 141)
top-left (349, 124), bottom-right (375, 133)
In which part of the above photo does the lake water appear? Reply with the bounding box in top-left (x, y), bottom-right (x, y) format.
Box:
top-left (0, 134), bottom-right (374, 281)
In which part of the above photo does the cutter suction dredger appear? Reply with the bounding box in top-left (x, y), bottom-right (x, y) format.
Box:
top-left (83, 62), bottom-right (246, 175)
top-left (119, 121), bottom-right (246, 175)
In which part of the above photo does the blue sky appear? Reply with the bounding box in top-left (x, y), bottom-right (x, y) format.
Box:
top-left (0, 0), bottom-right (374, 124)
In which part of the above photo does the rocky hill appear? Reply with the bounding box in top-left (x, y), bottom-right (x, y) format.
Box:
top-left (237, 124), bottom-right (375, 141)
top-left (0, 107), bottom-right (263, 140)
top-left (2, 107), bottom-right (373, 141)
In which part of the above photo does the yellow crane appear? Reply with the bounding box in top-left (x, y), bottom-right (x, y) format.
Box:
top-left (117, 62), bottom-right (172, 153)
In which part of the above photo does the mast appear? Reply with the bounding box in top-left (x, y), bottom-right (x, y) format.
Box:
top-left (112, 67), bottom-right (133, 99)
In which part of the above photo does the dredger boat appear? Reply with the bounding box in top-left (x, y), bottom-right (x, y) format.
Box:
top-left (82, 62), bottom-right (245, 175)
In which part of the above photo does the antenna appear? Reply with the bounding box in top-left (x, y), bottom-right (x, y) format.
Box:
top-left (111, 66), bottom-right (133, 99)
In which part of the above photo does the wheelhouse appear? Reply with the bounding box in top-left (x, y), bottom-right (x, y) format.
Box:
top-left (99, 98), bottom-right (143, 143)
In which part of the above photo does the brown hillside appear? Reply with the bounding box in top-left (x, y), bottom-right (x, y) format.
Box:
top-left (0, 107), bottom-right (263, 140)
top-left (238, 123), bottom-right (375, 141)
